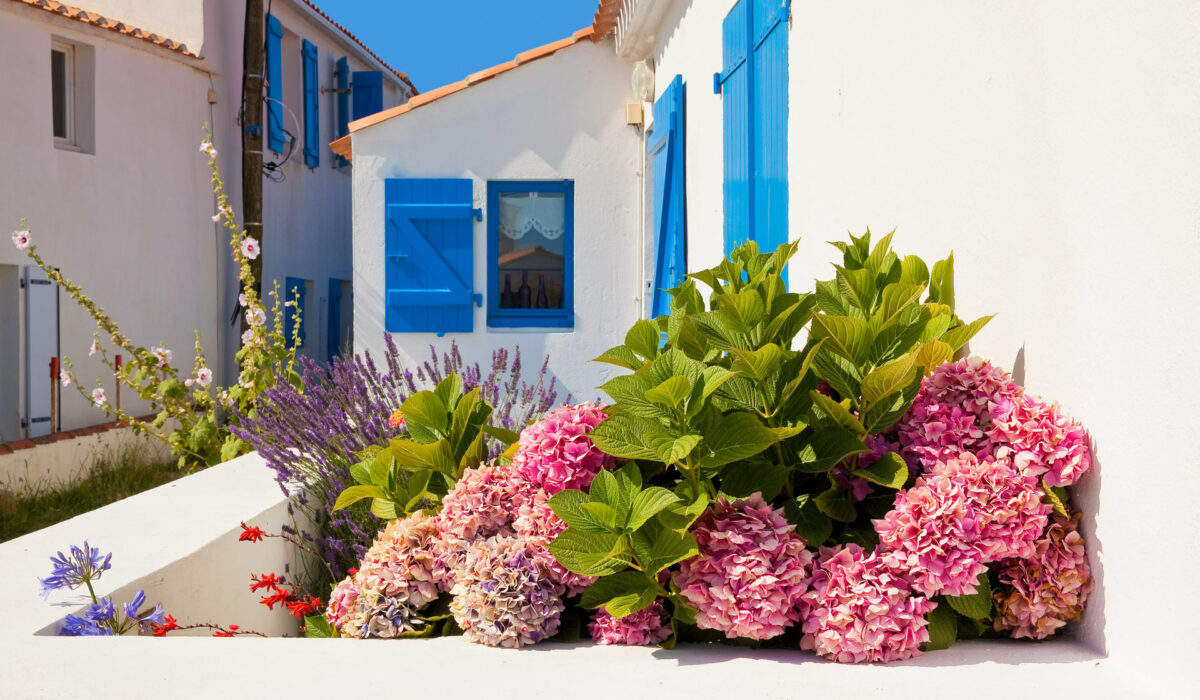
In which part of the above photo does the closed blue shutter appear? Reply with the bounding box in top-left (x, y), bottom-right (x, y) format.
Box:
top-left (327, 278), bottom-right (342, 362)
top-left (352, 71), bottom-right (383, 119)
top-left (266, 14), bottom-right (285, 154)
top-left (649, 75), bottom-right (687, 318)
top-left (285, 277), bottom-right (307, 347)
top-left (334, 56), bottom-right (349, 166)
top-left (385, 179), bottom-right (480, 334)
top-left (752, 0), bottom-right (789, 254)
top-left (720, 0), bottom-right (751, 256)
top-left (301, 39), bottom-right (319, 168)
top-left (719, 0), bottom-right (789, 258)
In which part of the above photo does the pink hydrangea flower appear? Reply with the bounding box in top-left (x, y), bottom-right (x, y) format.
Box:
top-left (589, 600), bottom-right (672, 646)
top-left (672, 493), bottom-right (813, 640)
top-left (513, 491), bottom-right (595, 596)
top-left (991, 394), bottom-right (1091, 486)
top-left (800, 544), bottom-right (936, 664)
top-left (894, 357), bottom-right (1023, 471)
top-left (324, 575), bottom-right (359, 631)
top-left (993, 513), bottom-right (1093, 640)
top-left (875, 453), bottom-right (1049, 597)
top-left (437, 461), bottom-right (543, 578)
top-left (356, 511), bottom-right (449, 606)
top-left (512, 403), bottom-right (615, 494)
top-left (450, 535), bottom-right (564, 648)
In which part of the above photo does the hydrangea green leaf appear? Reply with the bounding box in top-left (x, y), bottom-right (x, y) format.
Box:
top-left (945, 573), bottom-right (993, 619)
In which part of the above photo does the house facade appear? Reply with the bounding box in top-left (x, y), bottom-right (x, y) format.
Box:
top-left (0, 0), bottom-right (412, 440)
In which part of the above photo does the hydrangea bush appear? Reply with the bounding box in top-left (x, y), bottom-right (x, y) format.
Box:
top-left (303, 232), bottom-right (1094, 662)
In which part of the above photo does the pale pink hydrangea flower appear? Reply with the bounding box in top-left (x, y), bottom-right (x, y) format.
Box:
top-left (91, 388), bottom-right (106, 407)
top-left (589, 600), bottom-right (672, 646)
top-left (437, 461), bottom-right (543, 578)
top-left (340, 583), bottom-right (425, 639)
top-left (672, 493), bottom-right (813, 640)
top-left (993, 513), bottom-right (1093, 640)
top-left (195, 367), bottom-right (213, 387)
top-left (240, 237), bottom-right (260, 260)
top-left (324, 575), bottom-right (359, 632)
top-left (991, 394), bottom-right (1091, 486)
top-left (512, 403), bottom-right (615, 494)
top-left (894, 357), bottom-right (1023, 471)
top-left (513, 490), bottom-right (595, 596)
top-left (356, 511), bottom-right (448, 606)
top-left (450, 535), bottom-right (564, 648)
top-left (800, 543), bottom-right (936, 664)
top-left (11, 229), bottom-right (31, 250)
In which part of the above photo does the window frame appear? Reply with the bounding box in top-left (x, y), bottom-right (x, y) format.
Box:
top-left (51, 40), bottom-right (76, 149)
top-left (486, 180), bottom-right (575, 329)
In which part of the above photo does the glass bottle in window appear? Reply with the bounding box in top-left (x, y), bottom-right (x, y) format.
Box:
top-left (502, 273), bottom-right (514, 308)
top-left (536, 274), bottom-right (548, 309)
top-left (518, 271), bottom-right (532, 309)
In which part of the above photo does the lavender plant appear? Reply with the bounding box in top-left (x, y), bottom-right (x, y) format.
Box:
top-left (232, 336), bottom-right (565, 581)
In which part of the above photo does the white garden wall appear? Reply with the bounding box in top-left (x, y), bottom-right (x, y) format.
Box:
top-left (350, 39), bottom-right (642, 401)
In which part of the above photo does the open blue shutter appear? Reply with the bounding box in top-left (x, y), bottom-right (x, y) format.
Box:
top-left (334, 56), bottom-right (349, 166)
top-left (720, 0), bottom-right (751, 256)
top-left (327, 278), bottom-right (341, 362)
top-left (649, 75), bottom-right (687, 318)
top-left (385, 179), bottom-right (480, 334)
top-left (285, 277), bottom-right (307, 347)
top-left (752, 0), bottom-right (789, 254)
top-left (352, 71), bottom-right (383, 119)
top-left (301, 39), bottom-right (319, 168)
top-left (266, 14), bottom-right (285, 154)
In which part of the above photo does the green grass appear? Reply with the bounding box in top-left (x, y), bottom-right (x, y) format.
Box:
top-left (0, 450), bottom-right (188, 543)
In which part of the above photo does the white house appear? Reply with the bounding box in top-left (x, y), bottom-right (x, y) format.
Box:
top-left (0, 0), bottom-right (413, 442)
top-left (337, 0), bottom-right (1199, 688)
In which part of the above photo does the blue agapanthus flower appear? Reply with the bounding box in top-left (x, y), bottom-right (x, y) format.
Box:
top-left (39, 541), bottom-right (112, 599)
top-left (123, 590), bottom-right (166, 626)
top-left (61, 598), bottom-right (117, 636)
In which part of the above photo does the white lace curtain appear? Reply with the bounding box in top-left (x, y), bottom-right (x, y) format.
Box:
top-left (499, 193), bottom-right (565, 240)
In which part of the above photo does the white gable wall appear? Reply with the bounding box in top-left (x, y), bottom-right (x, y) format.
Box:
top-left (350, 40), bottom-right (641, 402)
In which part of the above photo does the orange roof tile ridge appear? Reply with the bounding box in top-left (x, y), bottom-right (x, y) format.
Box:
top-left (8, 0), bottom-right (196, 57)
top-left (296, 0), bottom-right (417, 95)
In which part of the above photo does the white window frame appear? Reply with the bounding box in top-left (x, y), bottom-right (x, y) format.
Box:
top-left (51, 40), bottom-right (78, 150)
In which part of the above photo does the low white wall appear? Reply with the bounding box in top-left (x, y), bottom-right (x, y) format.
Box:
top-left (350, 39), bottom-right (642, 402)
top-left (0, 423), bottom-right (173, 497)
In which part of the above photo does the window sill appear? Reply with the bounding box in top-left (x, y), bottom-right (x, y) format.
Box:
top-left (53, 140), bottom-right (83, 153)
top-left (487, 312), bottom-right (574, 330)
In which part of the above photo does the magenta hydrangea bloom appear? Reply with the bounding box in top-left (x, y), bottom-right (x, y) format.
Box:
top-left (512, 403), bottom-right (615, 494)
top-left (672, 493), bottom-right (813, 640)
top-left (437, 461), bottom-right (544, 577)
top-left (800, 544), bottom-right (936, 664)
top-left (356, 510), bottom-right (448, 606)
top-left (589, 600), bottom-right (672, 646)
top-left (875, 453), bottom-right (1049, 597)
top-left (991, 394), bottom-right (1091, 486)
top-left (894, 357), bottom-right (1023, 471)
top-left (993, 513), bottom-right (1093, 640)
top-left (324, 575), bottom-right (359, 631)
top-left (513, 491), bottom-right (595, 597)
top-left (450, 535), bottom-right (565, 648)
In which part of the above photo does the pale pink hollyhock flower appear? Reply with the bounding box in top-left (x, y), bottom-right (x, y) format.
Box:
top-left (59, 370), bottom-right (71, 387)
top-left (89, 339), bottom-right (99, 357)
top-left (672, 493), bottom-right (813, 640)
top-left (195, 367), bottom-right (213, 387)
top-left (151, 346), bottom-right (172, 367)
top-left (91, 388), bottom-right (107, 406)
top-left (199, 140), bottom-right (217, 157)
top-left (589, 601), bottom-right (672, 646)
top-left (212, 204), bottom-right (232, 222)
top-left (245, 307), bottom-right (266, 327)
top-left (800, 544), bottom-right (935, 664)
top-left (240, 237), bottom-right (260, 260)
top-left (512, 403), bottom-right (615, 494)
top-left (241, 328), bottom-right (259, 347)
top-left (184, 378), bottom-right (194, 388)
top-left (993, 513), bottom-right (1093, 640)
top-left (238, 292), bottom-right (249, 307)
top-left (11, 229), bottom-right (31, 250)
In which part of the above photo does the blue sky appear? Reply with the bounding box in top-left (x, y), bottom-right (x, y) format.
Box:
top-left (312, 0), bottom-right (599, 92)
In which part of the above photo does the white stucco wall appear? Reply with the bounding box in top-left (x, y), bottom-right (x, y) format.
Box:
top-left (350, 39), bottom-right (642, 401)
top-left (641, 0), bottom-right (1200, 691)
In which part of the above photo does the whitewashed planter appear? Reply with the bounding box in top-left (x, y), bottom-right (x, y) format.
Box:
top-left (0, 451), bottom-right (1179, 699)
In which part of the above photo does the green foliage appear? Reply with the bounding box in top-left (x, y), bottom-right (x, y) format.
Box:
top-left (924, 601), bottom-right (959, 651)
top-left (333, 373), bottom-right (504, 518)
top-left (944, 574), bottom-right (994, 620)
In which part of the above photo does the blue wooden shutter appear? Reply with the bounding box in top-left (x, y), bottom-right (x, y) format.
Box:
top-left (334, 56), bottom-right (349, 166)
top-left (649, 75), bottom-right (687, 318)
top-left (327, 278), bottom-right (342, 362)
top-left (285, 277), bottom-right (307, 347)
top-left (385, 179), bottom-right (480, 334)
top-left (752, 0), bottom-right (789, 255)
top-left (265, 14), bottom-right (285, 154)
top-left (352, 71), bottom-right (383, 119)
top-left (301, 39), bottom-right (319, 168)
top-left (720, 0), bottom-right (752, 256)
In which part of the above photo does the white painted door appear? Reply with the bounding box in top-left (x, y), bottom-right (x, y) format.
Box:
top-left (24, 266), bottom-right (58, 437)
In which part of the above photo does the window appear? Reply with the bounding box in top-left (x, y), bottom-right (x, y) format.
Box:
top-left (51, 41), bottom-right (74, 146)
top-left (487, 181), bottom-right (574, 328)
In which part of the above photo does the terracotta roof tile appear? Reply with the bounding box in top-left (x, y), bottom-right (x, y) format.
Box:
top-left (338, 25), bottom-right (596, 152)
top-left (297, 0), bottom-right (417, 94)
top-left (8, 0), bottom-right (197, 57)
top-left (592, 0), bottom-right (621, 40)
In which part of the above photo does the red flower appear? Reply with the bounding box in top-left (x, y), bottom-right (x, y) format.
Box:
top-left (286, 596), bottom-right (322, 619)
top-left (213, 630), bottom-right (233, 637)
top-left (259, 591), bottom-right (293, 610)
top-left (347, 568), bottom-right (358, 576)
top-left (388, 409), bottom-right (405, 428)
top-left (228, 624), bottom-right (240, 631)
top-left (238, 522), bottom-right (265, 543)
top-left (249, 573), bottom-right (282, 592)
top-left (152, 614), bottom-right (179, 637)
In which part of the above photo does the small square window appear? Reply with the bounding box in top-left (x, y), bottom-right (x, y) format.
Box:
top-left (487, 181), bottom-right (574, 328)
top-left (51, 42), bottom-right (74, 145)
